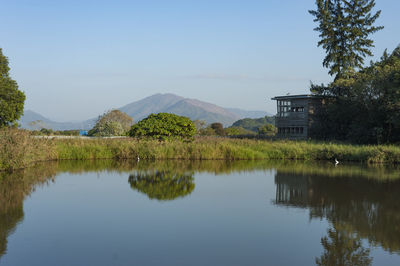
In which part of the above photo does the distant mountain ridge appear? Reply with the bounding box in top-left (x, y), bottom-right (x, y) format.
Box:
top-left (20, 110), bottom-right (96, 131)
top-left (20, 93), bottom-right (270, 130)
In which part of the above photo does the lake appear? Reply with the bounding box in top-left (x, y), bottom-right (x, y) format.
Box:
top-left (1, 160), bottom-right (400, 266)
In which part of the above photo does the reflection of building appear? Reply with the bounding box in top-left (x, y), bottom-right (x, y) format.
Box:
top-left (274, 171), bottom-right (400, 253)
top-left (271, 95), bottom-right (323, 139)
top-left (275, 174), bottom-right (311, 207)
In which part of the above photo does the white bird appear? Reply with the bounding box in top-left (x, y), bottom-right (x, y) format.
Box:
top-left (335, 158), bottom-right (339, 165)
top-left (137, 156), bottom-right (140, 162)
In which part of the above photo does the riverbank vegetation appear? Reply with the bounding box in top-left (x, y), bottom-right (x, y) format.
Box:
top-left (309, 1), bottom-right (400, 144)
top-left (1, 128), bottom-right (400, 171)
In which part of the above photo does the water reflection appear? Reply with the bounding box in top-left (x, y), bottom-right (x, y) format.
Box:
top-left (0, 165), bottom-right (56, 259)
top-left (274, 169), bottom-right (400, 263)
top-left (316, 223), bottom-right (372, 266)
top-left (128, 170), bottom-right (195, 200)
top-left (0, 159), bottom-right (399, 265)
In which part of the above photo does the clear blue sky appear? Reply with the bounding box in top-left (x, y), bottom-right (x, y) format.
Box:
top-left (2, 0), bottom-right (399, 121)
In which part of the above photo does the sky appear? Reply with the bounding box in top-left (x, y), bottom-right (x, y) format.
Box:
top-left (1, 0), bottom-right (399, 121)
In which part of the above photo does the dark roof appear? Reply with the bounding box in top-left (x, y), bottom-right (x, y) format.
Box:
top-left (271, 94), bottom-right (322, 100)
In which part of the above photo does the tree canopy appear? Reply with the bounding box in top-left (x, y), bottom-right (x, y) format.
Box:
top-left (129, 113), bottom-right (196, 140)
top-left (310, 45), bottom-right (400, 143)
top-left (232, 116), bottom-right (275, 132)
top-left (309, 0), bottom-right (383, 81)
top-left (88, 110), bottom-right (133, 136)
top-left (0, 48), bottom-right (25, 127)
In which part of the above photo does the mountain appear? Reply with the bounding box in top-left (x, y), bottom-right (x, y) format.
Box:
top-left (19, 93), bottom-right (270, 130)
top-left (20, 110), bottom-right (96, 130)
top-left (119, 93), bottom-right (185, 121)
top-left (119, 94), bottom-right (245, 126)
top-left (226, 108), bottom-right (271, 119)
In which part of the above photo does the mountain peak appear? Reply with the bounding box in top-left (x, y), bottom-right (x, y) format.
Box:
top-left (20, 93), bottom-right (269, 130)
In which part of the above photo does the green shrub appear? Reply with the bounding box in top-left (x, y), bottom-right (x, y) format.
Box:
top-left (129, 113), bottom-right (196, 140)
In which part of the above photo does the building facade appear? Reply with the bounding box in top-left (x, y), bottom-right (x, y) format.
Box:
top-left (271, 94), bottom-right (323, 139)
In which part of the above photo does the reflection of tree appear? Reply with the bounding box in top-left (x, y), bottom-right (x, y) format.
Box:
top-left (129, 170), bottom-right (195, 201)
top-left (0, 166), bottom-right (55, 260)
top-left (316, 223), bottom-right (372, 266)
top-left (274, 171), bottom-right (400, 253)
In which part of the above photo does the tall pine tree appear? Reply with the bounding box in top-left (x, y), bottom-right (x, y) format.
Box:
top-left (309, 0), bottom-right (383, 82)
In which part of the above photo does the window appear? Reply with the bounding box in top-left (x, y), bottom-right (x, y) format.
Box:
top-left (277, 100), bottom-right (291, 117)
top-left (290, 107), bottom-right (304, 112)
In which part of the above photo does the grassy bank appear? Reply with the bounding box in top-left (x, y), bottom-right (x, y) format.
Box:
top-left (1, 129), bottom-right (400, 171)
top-left (55, 136), bottom-right (400, 163)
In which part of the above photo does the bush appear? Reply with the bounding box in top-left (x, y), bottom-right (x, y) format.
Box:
top-left (225, 126), bottom-right (256, 136)
top-left (89, 110), bottom-right (133, 137)
top-left (0, 128), bottom-right (55, 171)
top-left (128, 113), bottom-right (196, 140)
top-left (210, 123), bottom-right (225, 136)
top-left (258, 124), bottom-right (277, 136)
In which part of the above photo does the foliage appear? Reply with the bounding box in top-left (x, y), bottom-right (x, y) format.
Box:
top-left (3, 135), bottom-right (400, 171)
top-left (129, 113), bottom-right (196, 140)
top-left (198, 126), bottom-right (216, 136)
top-left (309, 0), bottom-right (383, 81)
top-left (54, 137), bottom-right (400, 165)
top-left (193, 120), bottom-right (206, 132)
top-left (128, 170), bottom-right (195, 200)
top-left (88, 110), bottom-right (133, 137)
top-left (258, 124), bottom-right (277, 136)
top-left (311, 46), bottom-right (400, 143)
top-left (0, 48), bottom-right (25, 127)
top-left (0, 128), bottom-right (55, 171)
top-left (225, 126), bottom-right (256, 136)
top-left (232, 116), bottom-right (275, 132)
top-left (210, 122), bottom-right (225, 136)
top-left (30, 129), bottom-right (80, 136)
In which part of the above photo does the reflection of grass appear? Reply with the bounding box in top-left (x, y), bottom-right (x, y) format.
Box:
top-left (270, 160), bottom-right (400, 180)
top-left (53, 159), bottom-right (400, 180)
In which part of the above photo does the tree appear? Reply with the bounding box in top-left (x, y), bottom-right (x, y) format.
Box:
top-left (232, 116), bottom-right (275, 132)
top-left (225, 126), bottom-right (256, 136)
top-left (309, 0), bottom-right (383, 82)
top-left (310, 46), bottom-right (400, 143)
top-left (0, 48), bottom-right (25, 127)
top-left (210, 122), bottom-right (225, 136)
top-left (88, 110), bottom-right (133, 136)
top-left (129, 113), bottom-right (196, 140)
top-left (258, 124), bottom-right (277, 136)
top-left (193, 119), bottom-right (206, 132)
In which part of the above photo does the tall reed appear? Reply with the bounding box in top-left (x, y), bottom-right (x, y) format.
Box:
top-left (1, 130), bottom-right (400, 172)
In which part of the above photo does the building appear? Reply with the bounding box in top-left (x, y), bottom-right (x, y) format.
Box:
top-left (271, 94), bottom-right (323, 139)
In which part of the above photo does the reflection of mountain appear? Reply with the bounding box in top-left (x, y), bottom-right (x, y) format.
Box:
top-left (274, 171), bottom-right (400, 253)
top-left (129, 170), bottom-right (195, 201)
top-left (0, 167), bottom-right (55, 260)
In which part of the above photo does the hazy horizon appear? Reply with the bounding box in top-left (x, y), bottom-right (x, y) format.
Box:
top-left (2, 0), bottom-right (399, 121)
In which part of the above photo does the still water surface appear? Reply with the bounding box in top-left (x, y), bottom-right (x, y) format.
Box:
top-left (0, 160), bottom-right (400, 266)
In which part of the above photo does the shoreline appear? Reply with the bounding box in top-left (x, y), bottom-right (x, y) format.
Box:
top-left (1, 129), bottom-right (400, 172)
